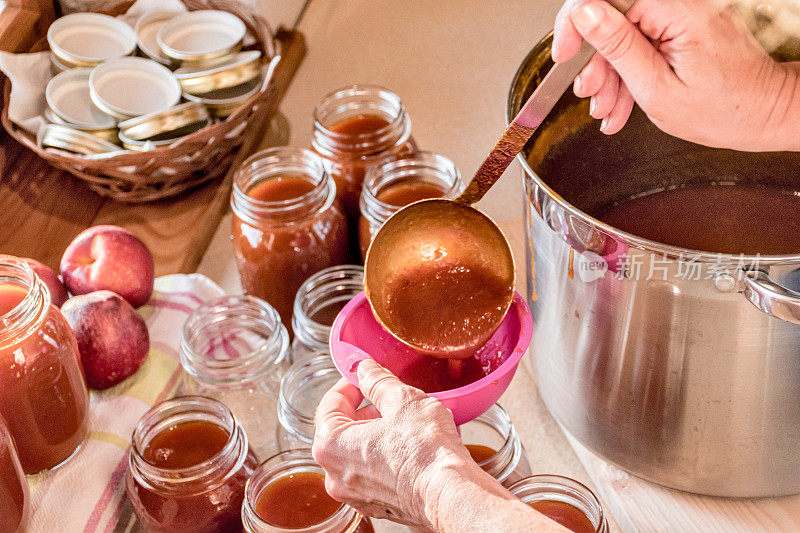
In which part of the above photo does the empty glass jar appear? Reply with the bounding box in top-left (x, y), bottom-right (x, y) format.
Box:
top-left (292, 265), bottom-right (363, 362)
top-left (276, 353), bottom-right (341, 451)
top-left (180, 295), bottom-right (290, 459)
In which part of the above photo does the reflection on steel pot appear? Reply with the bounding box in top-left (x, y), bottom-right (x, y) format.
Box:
top-left (509, 33), bottom-right (800, 497)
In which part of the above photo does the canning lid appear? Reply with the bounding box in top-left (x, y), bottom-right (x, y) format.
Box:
top-left (45, 107), bottom-right (119, 143)
top-left (47, 13), bottom-right (136, 68)
top-left (89, 57), bottom-right (181, 120)
top-left (41, 123), bottom-right (121, 155)
top-left (118, 117), bottom-right (212, 150)
top-left (49, 52), bottom-right (71, 75)
top-left (46, 68), bottom-right (116, 129)
top-left (174, 51), bottom-right (262, 95)
top-left (118, 101), bottom-right (210, 141)
top-left (157, 10), bottom-right (246, 67)
top-left (183, 75), bottom-right (262, 118)
top-left (135, 10), bottom-right (182, 66)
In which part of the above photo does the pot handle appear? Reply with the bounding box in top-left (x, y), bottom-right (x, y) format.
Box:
top-left (741, 270), bottom-right (800, 324)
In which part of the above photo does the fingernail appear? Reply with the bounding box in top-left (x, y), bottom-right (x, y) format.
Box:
top-left (589, 97), bottom-right (597, 115)
top-left (574, 75), bottom-right (582, 94)
top-left (600, 118), bottom-right (609, 132)
top-left (356, 357), bottom-right (377, 376)
top-left (572, 2), bottom-right (604, 32)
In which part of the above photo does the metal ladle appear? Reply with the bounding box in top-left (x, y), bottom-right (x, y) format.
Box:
top-left (365, 0), bottom-right (634, 360)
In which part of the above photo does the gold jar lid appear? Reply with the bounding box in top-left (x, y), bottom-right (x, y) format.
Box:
top-left (174, 51), bottom-right (262, 95)
top-left (135, 10), bottom-right (182, 67)
top-left (49, 52), bottom-right (71, 75)
top-left (182, 75), bottom-right (262, 118)
top-left (45, 107), bottom-right (119, 144)
top-left (41, 123), bottom-right (121, 155)
top-left (118, 117), bottom-right (213, 150)
top-left (156, 10), bottom-right (245, 67)
top-left (118, 101), bottom-right (210, 141)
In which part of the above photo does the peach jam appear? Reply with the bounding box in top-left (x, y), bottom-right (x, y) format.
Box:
top-left (231, 147), bottom-right (348, 334)
top-left (509, 475), bottom-right (608, 533)
top-left (0, 255), bottom-right (88, 474)
top-left (242, 449), bottom-right (373, 532)
top-left (127, 396), bottom-right (258, 533)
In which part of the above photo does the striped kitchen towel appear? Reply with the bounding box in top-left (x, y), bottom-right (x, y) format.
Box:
top-left (26, 274), bottom-right (225, 533)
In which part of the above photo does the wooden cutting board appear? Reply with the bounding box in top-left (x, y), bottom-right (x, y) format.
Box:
top-left (0, 1), bottom-right (305, 276)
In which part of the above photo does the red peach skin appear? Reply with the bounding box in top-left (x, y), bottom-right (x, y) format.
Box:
top-left (22, 258), bottom-right (69, 307)
top-left (60, 225), bottom-right (154, 308)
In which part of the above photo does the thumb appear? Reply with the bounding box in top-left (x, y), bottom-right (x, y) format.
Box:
top-left (570, 1), bottom-right (672, 99)
top-left (356, 358), bottom-right (424, 416)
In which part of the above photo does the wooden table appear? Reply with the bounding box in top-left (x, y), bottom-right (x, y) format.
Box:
top-left (0, 0), bottom-right (305, 276)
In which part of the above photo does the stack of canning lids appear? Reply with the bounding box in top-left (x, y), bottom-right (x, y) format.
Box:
top-left (41, 9), bottom-right (264, 155)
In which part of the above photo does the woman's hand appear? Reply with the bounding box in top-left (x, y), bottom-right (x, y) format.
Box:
top-left (312, 358), bottom-right (481, 528)
top-left (552, 0), bottom-right (800, 151)
top-left (314, 359), bottom-right (573, 532)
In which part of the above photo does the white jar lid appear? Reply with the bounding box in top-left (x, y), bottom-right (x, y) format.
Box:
top-left (47, 13), bottom-right (136, 67)
top-left (135, 10), bottom-right (182, 66)
top-left (89, 57), bottom-right (181, 120)
top-left (157, 10), bottom-right (246, 65)
top-left (46, 68), bottom-right (116, 129)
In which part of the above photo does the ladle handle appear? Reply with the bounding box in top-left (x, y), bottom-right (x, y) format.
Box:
top-left (457, 0), bottom-right (635, 206)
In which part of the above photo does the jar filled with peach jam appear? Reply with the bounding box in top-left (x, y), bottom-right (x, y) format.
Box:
top-left (358, 151), bottom-right (463, 259)
top-left (0, 414), bottom-right (29, 533)
top-left (231, 147), bottom-right (349, 334)
top-left (459, 403), bottom-right (531, 488)
top-left (276, 354), bottom-right (340, 451)
top-left (0, 255), bottom-right (89, 474)
top-left (508, 475), bottom-right (609, 533)
top-left (180, 295), bottom-right (290, 459)
top-left (127, 396), bottom-right (258, 533)
top-left (291, 265), bottom-right (363, 362)
top-left (242, 449), bottom-right (374, 533)
top-left (311, 85), bottom-right (414, 227)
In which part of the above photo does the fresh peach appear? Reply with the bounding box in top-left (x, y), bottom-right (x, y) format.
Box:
top-left (21, 258), bottom-right (69, 307)
top-left (60, 225), bottom-right (154, 308)
top-left (61, 291), bottom-right (149, 389)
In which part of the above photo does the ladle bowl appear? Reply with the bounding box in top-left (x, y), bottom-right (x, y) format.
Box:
top-left (364, 199), bottom-right (516, 359)
top-left (329, 291), bottom-right (532, 425)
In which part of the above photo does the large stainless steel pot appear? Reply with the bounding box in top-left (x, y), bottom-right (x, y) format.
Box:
top-left (509, 34), bottom-right (800, 497)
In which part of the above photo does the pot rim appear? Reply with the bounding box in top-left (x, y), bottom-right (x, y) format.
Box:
top-left (507, 32), bottom-right (800, 265)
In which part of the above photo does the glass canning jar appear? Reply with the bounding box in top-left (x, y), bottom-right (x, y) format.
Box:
top-left (291, 265), bottom-right (363, 362)
top-left (459, 403), bottom-right (532, 488)
top-left (358, 151), bottom-right (463, 259)
top-left (0, 255), bottom-right (89, 474)
top-left (276, 354), bottom-right (340, 451)
top-left (180, 295), bottom-right (290, 459)
top-left (127, 396), bottom-right (258, 533)
top-left (508, 474), bottom-right (609, 533)
top-left (311, 85), bottom-right (414, 229)
top-left (0, 414), bottom-right (29, 532)
top-left (231, 147), bottom-right (349, 334)
top-left (242, 449), bottom-right (374, 533)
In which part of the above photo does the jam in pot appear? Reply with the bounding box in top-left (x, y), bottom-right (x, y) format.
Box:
top-left (0, 255), bottom-right (88, 474)
top-left (127, 396), bottom-right (258, 533)
top-left (242, 449), bottom-right (373, 532)
top-left (231, 147), bottom-right (349, 334)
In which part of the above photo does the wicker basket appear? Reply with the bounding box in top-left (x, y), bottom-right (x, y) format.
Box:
top-left (1, 0), bottom-right (278, 202)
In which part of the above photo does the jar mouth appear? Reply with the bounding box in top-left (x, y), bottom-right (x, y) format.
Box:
top-left (292, 265), bottom-right (364, 351)
top-left (181, 295), bottom-right (290, 387)
top-left (129, 396), bottom-right (248, 492)
top-left (277, 354), bottom-right (340, 444)
top-left (231, 147), bottom-right (337, 226)
top-left (0, 255), bottom-right (49, 345)
top-left (360, 151), bottom-right (464, 227)
top-left (461, 403), bottom-right (520, 481)
top-left (312, 84), bottom-right (411, 157)
top-left (243, 449), bottom-right (357, 532)
top-left (508, 474), bottom-right (607, 532)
